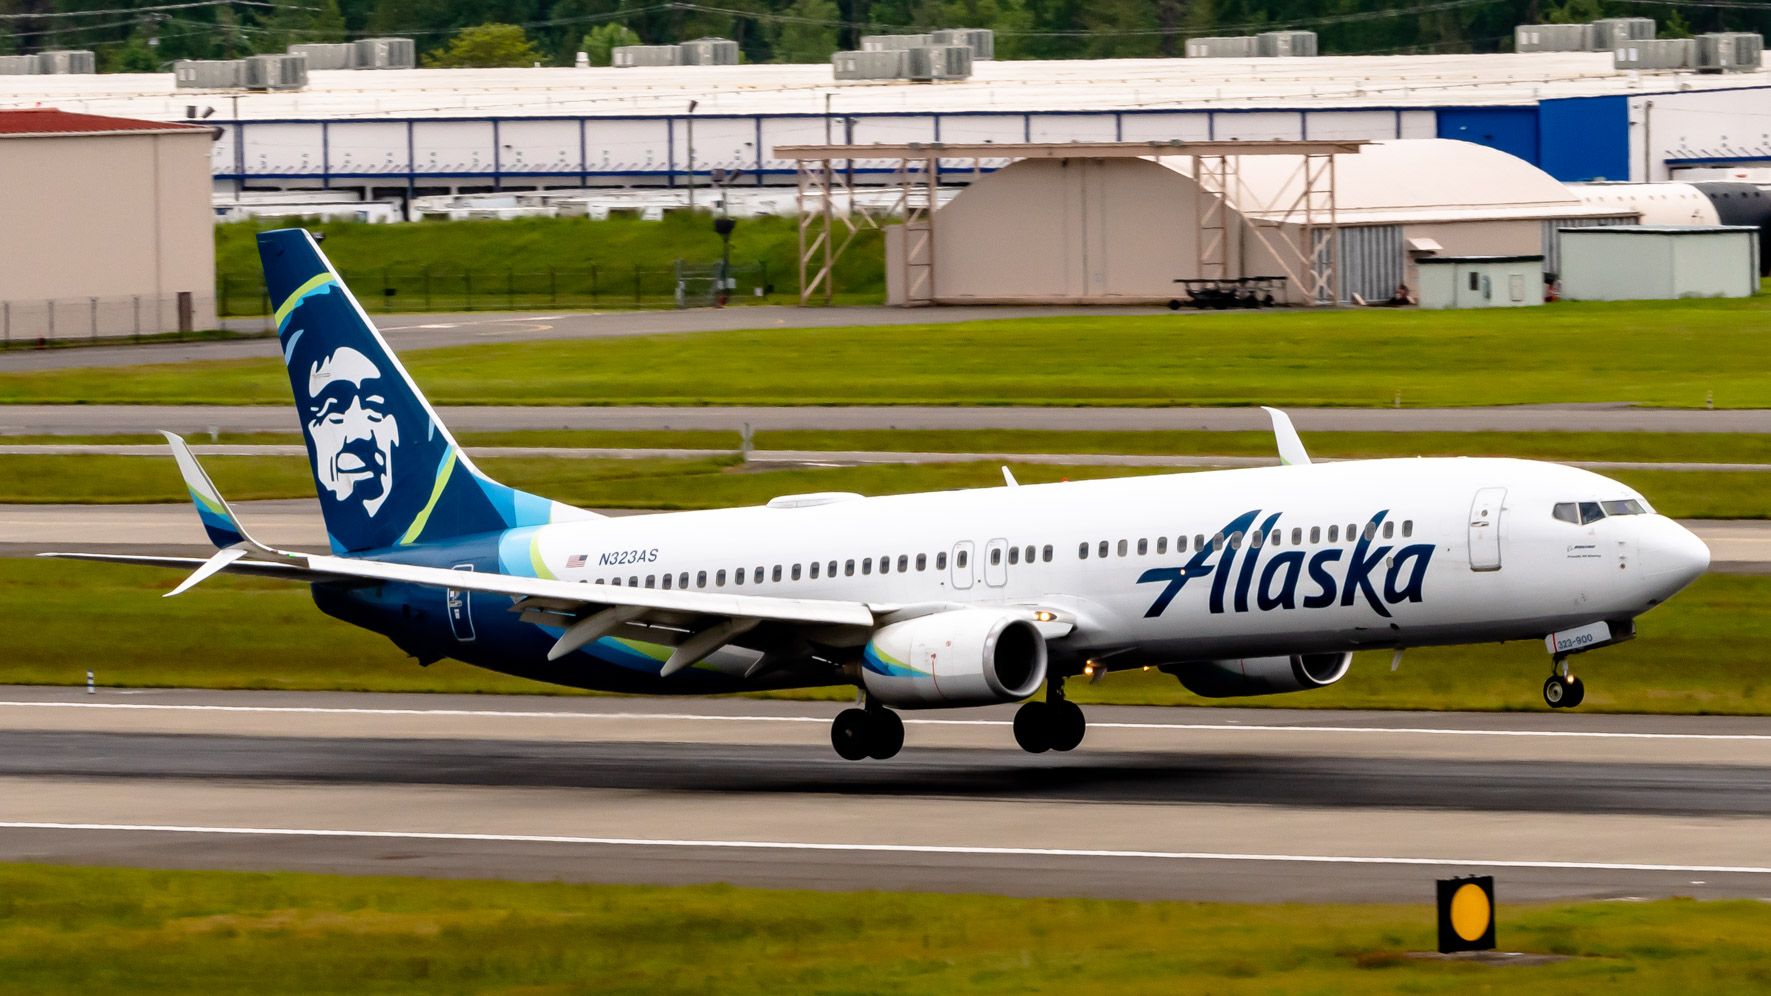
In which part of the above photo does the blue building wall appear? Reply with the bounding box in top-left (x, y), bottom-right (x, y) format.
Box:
top-left (1536, 95), bottom-right (1631, 182)
top-left (1435, 107), bottom-right (1540, 166)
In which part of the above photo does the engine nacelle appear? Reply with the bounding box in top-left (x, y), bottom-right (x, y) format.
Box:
top-left (1168, 652), bottom-right (1353, 698)
top-left (860, 609), bottom-right (1047, 708)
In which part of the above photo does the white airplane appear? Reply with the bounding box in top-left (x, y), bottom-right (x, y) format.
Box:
top-left (48, 229), bottom-right (1711, 760)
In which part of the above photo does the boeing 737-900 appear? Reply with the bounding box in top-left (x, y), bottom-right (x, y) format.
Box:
top-left (47, 229), bottom-right (1712, 760)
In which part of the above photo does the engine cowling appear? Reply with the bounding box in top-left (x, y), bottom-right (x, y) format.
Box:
top-left (1167, 652), bottom-right (1353, 698)
top-left (860, 609), bottom-right (1047, 708)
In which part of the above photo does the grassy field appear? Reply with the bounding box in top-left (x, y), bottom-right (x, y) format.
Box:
top-left (214, 215), bottom-right (886, 315)
top-left (2, 451), bottom-right (1766, 517)
top-left (1, 864), bottom-right (1767, 993)
top-left (7, 559), bottom-right (1765, 715)
top-left (4, 300), bottom-right (1771, 408)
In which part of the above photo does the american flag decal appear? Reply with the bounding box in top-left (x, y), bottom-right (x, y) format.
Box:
top-left (566, 554), bottom-right (587, 568)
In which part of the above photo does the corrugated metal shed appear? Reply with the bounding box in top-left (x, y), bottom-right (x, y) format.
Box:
top-left (1559, 225), bottom-right (1759, 299)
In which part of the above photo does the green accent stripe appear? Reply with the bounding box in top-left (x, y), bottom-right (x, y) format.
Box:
top-left (274, 272), bottom-right (336, 329)
top-left (396, 448), bottom-right (457, 546)
top-left (186, 486), bottom-right (228, 519)
top-left (528, 534), bottom-right (556, 580)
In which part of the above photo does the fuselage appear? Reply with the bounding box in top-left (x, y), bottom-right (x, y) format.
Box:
top-left (318, 456), bottom-right (1710, 698)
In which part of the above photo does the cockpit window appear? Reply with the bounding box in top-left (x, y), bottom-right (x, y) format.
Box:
top-left (1554, 499), bottom-right (1649, 525)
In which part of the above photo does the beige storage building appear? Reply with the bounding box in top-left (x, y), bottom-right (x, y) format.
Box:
top-left (0, 108), bottom-right (216, 343)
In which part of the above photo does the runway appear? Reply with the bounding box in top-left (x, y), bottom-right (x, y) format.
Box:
top-left (1, 687), bottom-right (1768, 903)
top-left (7, 502), bottom-right (1768, 570)
top-left (6, 402), bottom-right (1769, 436)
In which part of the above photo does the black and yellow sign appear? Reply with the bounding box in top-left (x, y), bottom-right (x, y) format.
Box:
top-left (1436, 875), bottom-right (1496, 953)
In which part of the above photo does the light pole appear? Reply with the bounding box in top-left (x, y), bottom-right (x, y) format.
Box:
top-left (685, 99), bottom-right (698, 210)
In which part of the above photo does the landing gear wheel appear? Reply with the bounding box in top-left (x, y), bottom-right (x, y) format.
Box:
top-left (1562, 675), bottom-right (1585, 709)
top-left (832, 708), bottom-right (872, 760)
top-left (1543, 675), bottom-right (1572, 709)
top-left (1013, 701), bottom-right (1052, 754)
top-left (1046, 699), bottom-right (1087, 752)
top-left (866, 708), bottom-right (904, 760)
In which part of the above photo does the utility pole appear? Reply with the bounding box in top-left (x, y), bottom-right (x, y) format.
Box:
top-left (686, 99), bottom-right (698, 210)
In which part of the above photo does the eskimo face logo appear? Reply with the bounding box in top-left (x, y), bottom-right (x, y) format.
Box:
top-left (304, 345), bottom-right (400, 516)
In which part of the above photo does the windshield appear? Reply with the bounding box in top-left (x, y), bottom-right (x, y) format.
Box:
top-left (1552, 498), bottom-right (1650, 526)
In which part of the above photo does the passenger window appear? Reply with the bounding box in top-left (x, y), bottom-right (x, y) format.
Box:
top-left (736, 568), bottom-right (745, 585)
top-left (1137, 538), bottom-right (1148, 556)
top-left (1229, 531), bottom-right (1244, 550)
top-left (697, 571), bottom-right (707, 587)
top-left (1310, 526), bottom-right (1320, 544)
top-left (1156, 537), bottom-right (1167, 555)
top-left (772, 565), bottom-right (783, 582)
top-left (1007, 546), bottom-right (1019, 565)
top-left (611, 577), bottom-right (621, 586)
top-left (629, 576), bottom-right (638, 587)
top-left (916, 554), bottom-right (927, 571)
top-left (958, 550), bottom-right (969, 568)
top-left (1024, 545), bottom-right (1035, 564)
top-left (1251, 530), bottom-right (1264, 548)
top-left (879, 556), bottom-right (889, 575)
top-left (809, 562), bottom-right (820, 579)
top-left (1195, 534), bottom-right (1206, 551)
top-left (1382, 522), bottom-right (1394, 539)
top-left (1328, 525), bottom-right (1338, 542)
top-left (1212, 532), bottom-right (1224, 551)
top-left (645, 575), bottom-right (656, 588)
top-left (844, 560), bottom-right (855, 577)
top-left (862, 558), bottom-right (873, 575)
top-left (1098, 541), bottom-right (1109, 558)
top-left (1177, 536), bottom-right (1188, 553)
top-left (1347, 524), bottom-right (1357, 541)
top-left (936, 552), bottom-right (947, 570)
top-left (990, 548), bottom-right (1002, 566)
top-left (1117, 539), bottom-right (1128, 557)
top-left (755, 565), bottom-right (764, 582)
top-left (716, 570), bottom-right (727, 586)
top-left (1401, 521), bottom-right (1413, 539)
top-left (828, 560), bottom-right (838, 577)
top-left (1042, 545), bottom-right (1053, 562)
top-left (679, 572), bottom-right (689, 589)
top-left (662, 574), bottom-right (672, 590)
top-left (1578, 501), bottom-right (1606, 525)
top-left (1362, 522), bottom-right (1376, 541)
top-left (899, 555), bottom-right (909, 572)
top-left (1078, 542), bottom-right (1089, 560)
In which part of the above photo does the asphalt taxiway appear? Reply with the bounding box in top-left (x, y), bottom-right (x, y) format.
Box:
top-left (0, 687), bottom-right (1767, 903)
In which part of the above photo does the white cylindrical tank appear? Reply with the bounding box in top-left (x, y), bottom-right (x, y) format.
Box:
top-left (1567, 182), bottom-right (1721, 226)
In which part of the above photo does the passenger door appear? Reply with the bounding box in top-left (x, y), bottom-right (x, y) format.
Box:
top-left (983, 538), bottom-right (1009, 588)
top-left (1467, 487), bottom-right (1506, 572)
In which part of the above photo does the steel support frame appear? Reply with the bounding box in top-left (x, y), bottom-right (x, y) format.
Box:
top-left (1228, 151), bottom-right (1341, 306)
top-left (796, 153), bottom-right (944, 306)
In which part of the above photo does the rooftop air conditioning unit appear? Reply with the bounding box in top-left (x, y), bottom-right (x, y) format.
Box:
top-left (1590, 17), bottom-right (1655, 50)
top-left (678, 37), bottom-right (740, 65)
top-left (1185, 36), bottom-right (1260, 58)
top-left (290, 43), bottom-right (356, 71)
top-left (930, 28), bottom-right (994, 60)
top-left (36, 49), bottom-right (96, 74)
top-left (243, 53), bottom-right (308, 90)
top-left (1514, 23), bottom-right (1593, 53)
top-left (174, 59), bottom-right (244, 89)
top-left (612, 44), bottom-right (682, 68)
top-left (905, 44), bottom-right (972, 81)
top-left (1695, 32), bottom-right (1763, 73)
top-left (0, 55), bottom-right (40, 75)
top-left (1256, 30), bottom-right (1318, 57)
top-left (354, 37), bottom-right (416, 69)
top-left (1614, 37), bottom-right (1694, 71)
top-left (832, 49), bottom-right (907, 80)
top-left (860, 34), bottom-right (933, 51)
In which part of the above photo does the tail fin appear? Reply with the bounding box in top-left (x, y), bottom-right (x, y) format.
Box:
top-left (259, 228), bottom-right (593, 554)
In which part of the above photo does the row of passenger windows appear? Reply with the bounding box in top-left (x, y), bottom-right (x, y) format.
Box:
top-left (1076, 519), bottom-right (1415, 559)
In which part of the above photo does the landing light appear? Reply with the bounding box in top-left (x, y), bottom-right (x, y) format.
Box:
top-left (1034, 610), bottom-right (1056, 622)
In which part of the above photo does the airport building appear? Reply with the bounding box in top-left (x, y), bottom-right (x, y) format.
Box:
top-left (0, 109), bottom-right (217, 341)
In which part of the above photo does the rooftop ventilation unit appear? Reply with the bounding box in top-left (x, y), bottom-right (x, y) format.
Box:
top-left (243, 53), bottom-right (309, 90)
top-left (36, 50), bottom-right (96, 74)
top-left (612, 44), bottom-right (682, 68)
top-left (861, 34), bottom-right (934, 51)
top-left (1591, 17), bottom-right (1655, 50)
top-left (930, 28), bottom-right (994, 60)
top-left (0, 55), bottom-right (40, 75)
top-left (1185, 36), bottom-right (1261, 58)
top-left (354, 37), bottom-right (416, 70)
top-left (679, 37), bottom-right (740, 65)
top-left (289, 43), bottom-right (356, 71)
top-left (174, 59), bottom-right (245, 89)
top-left (1614, 37), bottom-right (1695, 71)
top-left (1256, 30), bottom-right (1318, 57)
top-left (1514, 23), bottom-right (1593, 53)
top-left (832, 49), bottom-right (907, 80)
top-left (1695, 32), bottom-right (1763, 73)
top-left (905, 44), bottom-right (973, 81)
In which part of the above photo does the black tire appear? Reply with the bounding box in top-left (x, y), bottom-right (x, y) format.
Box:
top-left (867, 709), bottom-right (904, 760)
top-left (1013, 701), bottom-right (1052, 753)
top-left (832, 708), bottom-right (872, 760)
top-left (1047, 700), bottom-right (1086, 752)
top-left (1167, 299), bottom-right (1182, 311)
top-left (1542, 675), bottom-right (1568, 709)
top-left (1563, 676), bottom-right (1585, 709)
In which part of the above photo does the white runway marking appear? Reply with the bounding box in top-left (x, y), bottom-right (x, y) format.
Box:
top-left (3, 821), bottom-right (1770, 876)
top-left (2, 699), bottom-right (1768, 741)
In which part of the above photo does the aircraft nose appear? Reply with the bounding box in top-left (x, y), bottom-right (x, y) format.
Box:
top-left (1641, 517), bottom-right (1710, 592)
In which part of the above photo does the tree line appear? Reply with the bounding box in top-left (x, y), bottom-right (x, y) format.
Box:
top-left (1, 0), bottom-right (1765, 72)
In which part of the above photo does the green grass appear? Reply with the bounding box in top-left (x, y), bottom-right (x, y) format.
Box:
top-left (3, 452), bottom-right (1766, 517)
top-left (5, 299), bottom-right (1771, 408)
top-left (0, 864), bottom-right (1768, 993)
top-left (6, 558), bottom-right (1766, 715)
top-left (214, 215), bottom-right (885, 315)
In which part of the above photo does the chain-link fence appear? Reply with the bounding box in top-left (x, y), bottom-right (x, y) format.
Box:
top-left (218, 262), bottom-right (776, 317)
top-left (0, 292), bottom-right (214, 347)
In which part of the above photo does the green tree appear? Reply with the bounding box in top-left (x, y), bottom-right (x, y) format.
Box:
top-left (423, 22), bottom-right (545, 67)
top-left (1661, 11), bottom-right (1692, 38)
top-left (104, 32), bottom-right (163, 72)
top-left (257, 0), bottom-right (347, 52)
top-left (767, 0), bottom-right (839, 62)
top-left (580, 22), bottom-right (640, 65)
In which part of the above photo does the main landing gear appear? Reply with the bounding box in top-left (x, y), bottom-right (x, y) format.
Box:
top-left (1013, 677), bottom-right (1087, 754)
top-left (831, 701), bottom-right (904, 761)
top-left (1543, 657), bottom-right (1586, 709)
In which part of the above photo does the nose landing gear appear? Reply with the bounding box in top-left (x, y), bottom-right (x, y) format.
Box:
top-left (1013, 677), bottom-right (1087, 753)
top-left (1543, 657), bottom-right (1585, 709)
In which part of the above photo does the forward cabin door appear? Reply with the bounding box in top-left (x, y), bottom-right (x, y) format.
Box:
top-left (1467, 487), bottom-right (1506, 572)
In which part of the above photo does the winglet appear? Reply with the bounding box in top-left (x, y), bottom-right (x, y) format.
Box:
top-left (1261, 407), bottom-right (1311, 466)
top-left (161, 431), bottom-right (298, 560)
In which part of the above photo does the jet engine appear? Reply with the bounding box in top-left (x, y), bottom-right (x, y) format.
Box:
top-left (1166, 652), bottom-right (1353, 698)
top-left (860, 609), bottom-right (1047, 708)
